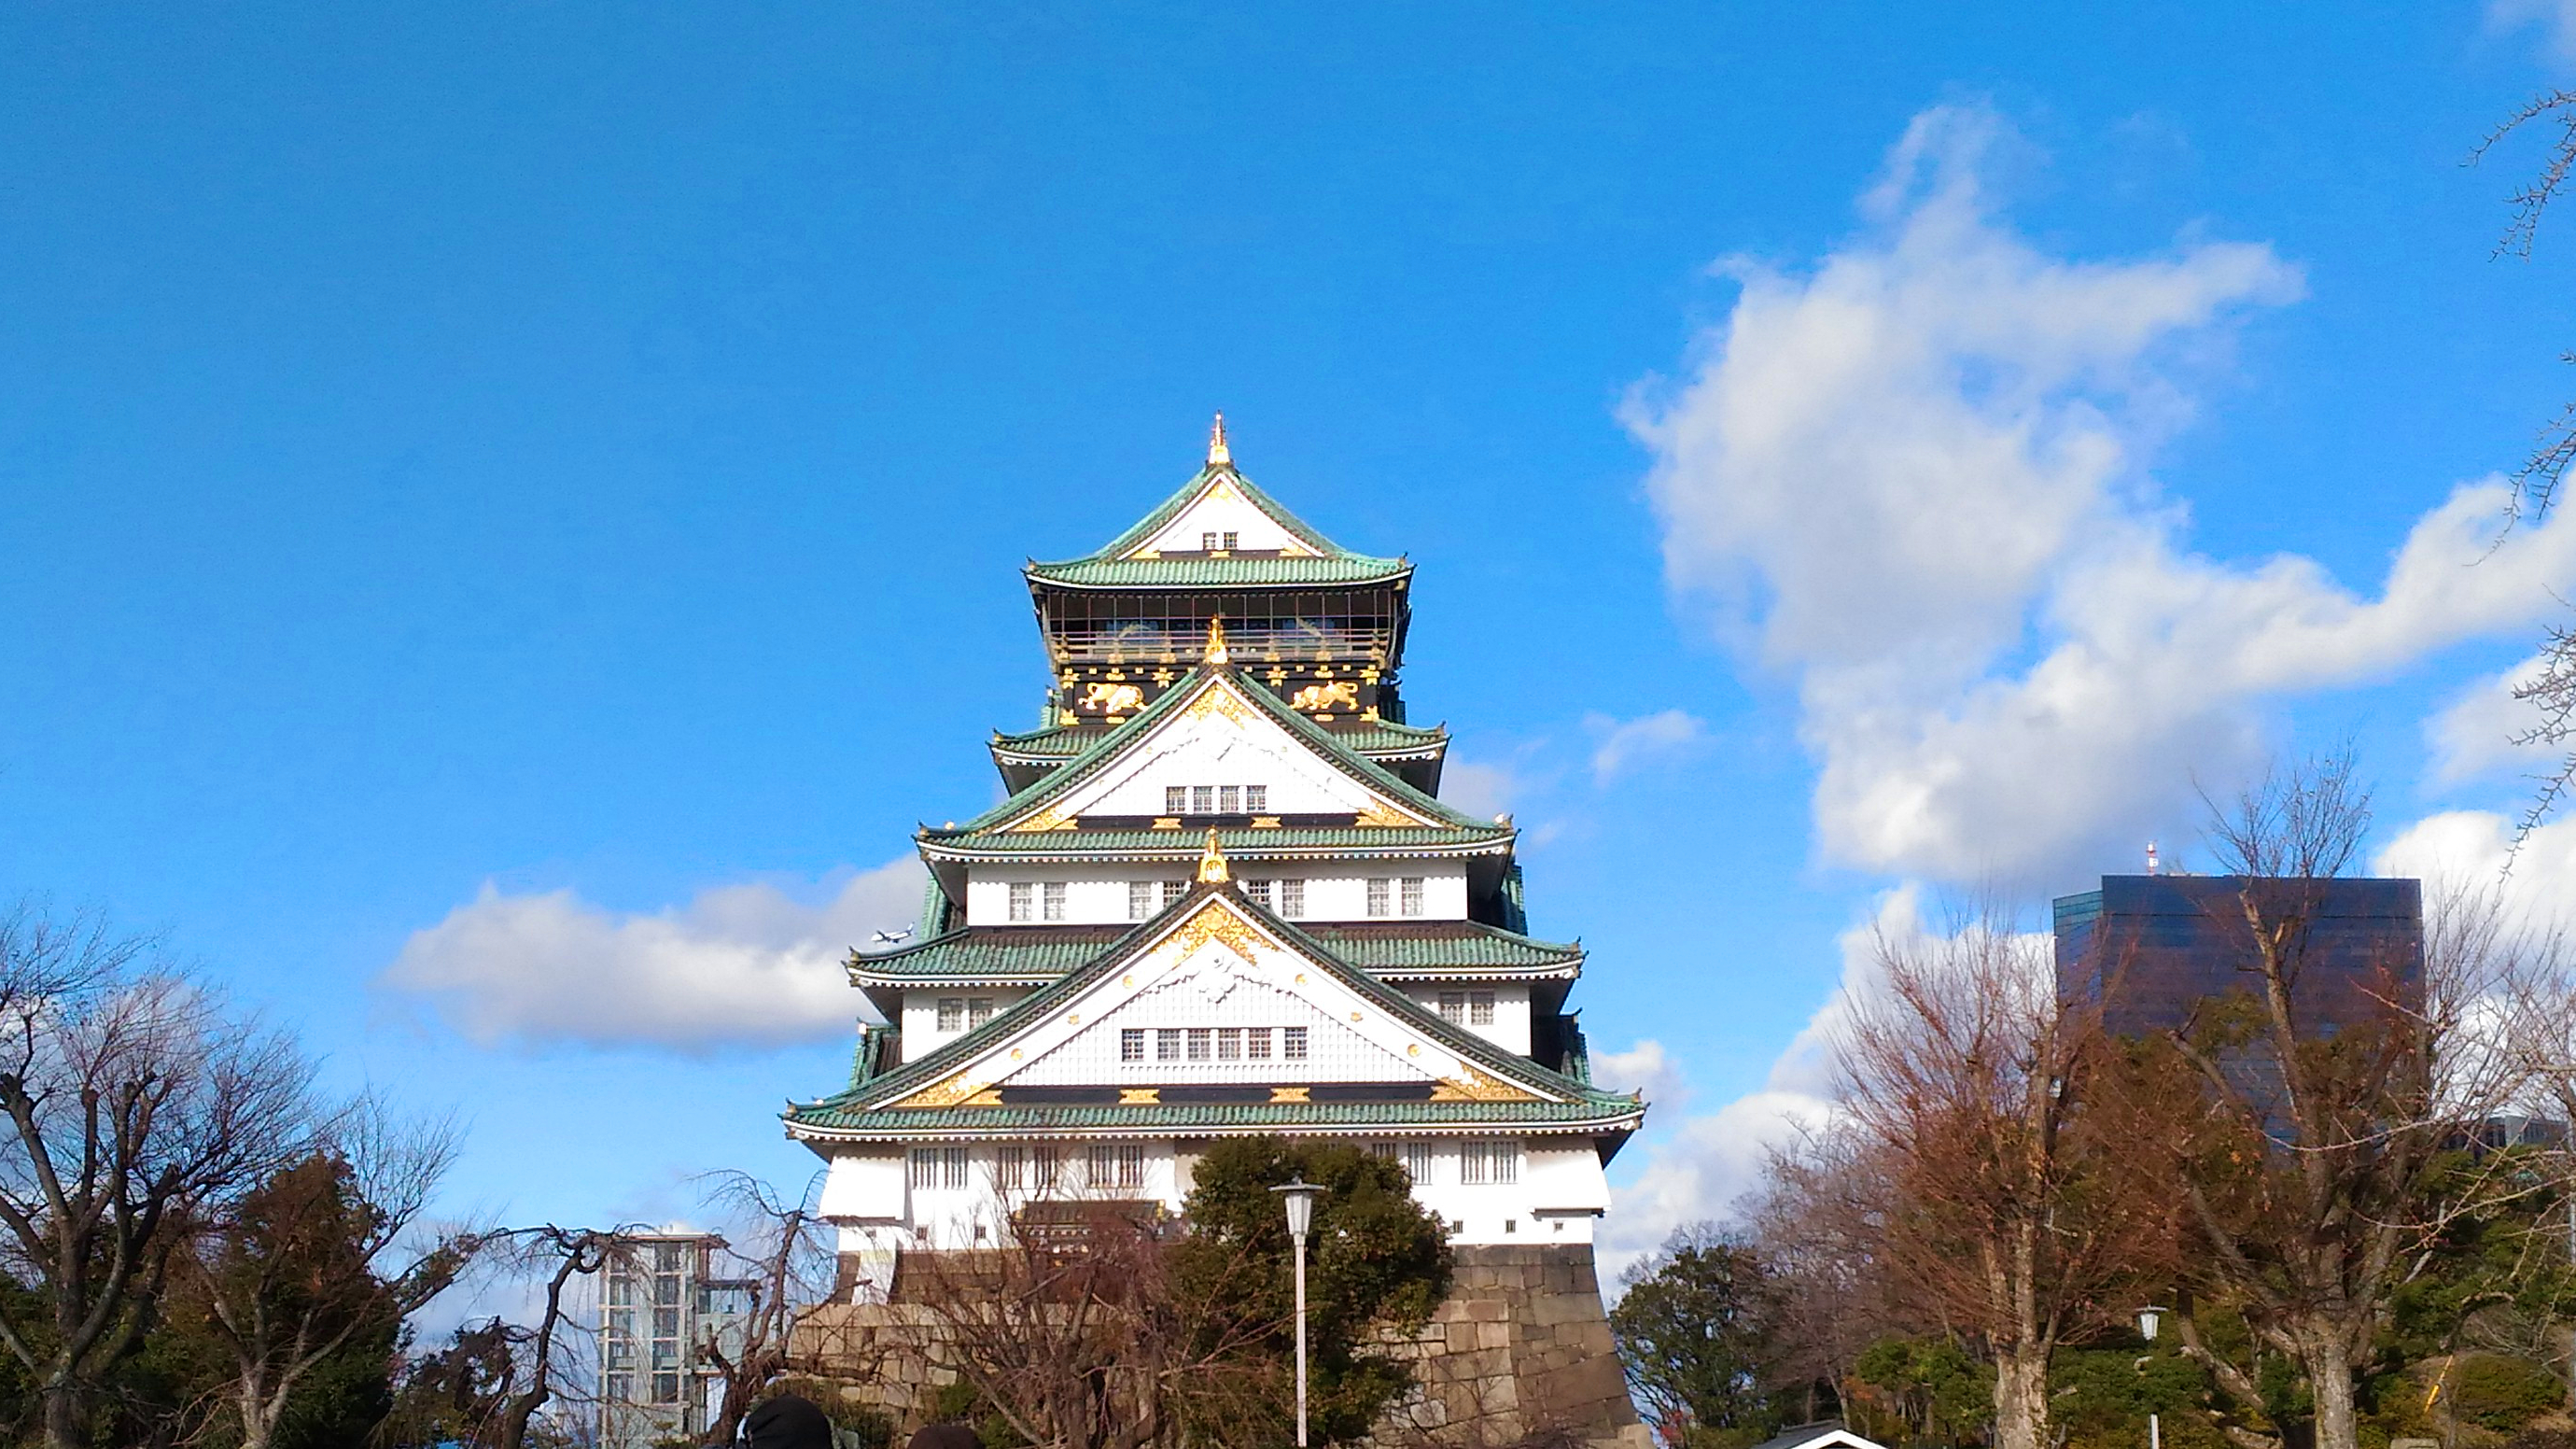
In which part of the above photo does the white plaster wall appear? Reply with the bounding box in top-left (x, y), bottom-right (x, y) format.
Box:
top-left (818, 1149), bottom-right (906, 1222)
top-left (1136, 483), bottom-right (1308, 556)
top-left (1397, 982), bottom-right (1532, 1054)
top-left (855, 1136), bottom-right (1603, 1251)
top-left (900, 986), bottom-right (1036, 1058)
top-left (962, 864), bottom-right (1468, 925)
top-left (1076, 717), bottom-right (1381, 820)
top-left (1009, 971), bottom-right (1422, 1086)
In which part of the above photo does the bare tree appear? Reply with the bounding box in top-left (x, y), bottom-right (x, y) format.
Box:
top-left (913, 1196), bottom-right (1281, 1449)
top-left (2470, 97), bottom-right (2576, 834)
top-left (1740, 1131), bottom-right (1896, 1424)
top-left (2139, 758), bottom-right (2531, 1449)
top-left (481, 1224), bottom-right (629, 1449)
top-left (1831, 903), bottom-right (2152, 1449)
top-left (0, 906), bottom-right (315, 1449)
top-left (174, 1099), bottom-right (478, 1449)
top-left (694, 1170), bottom-right (834, 1442)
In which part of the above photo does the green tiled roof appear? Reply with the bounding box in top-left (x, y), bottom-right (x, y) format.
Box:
top-left (992, 718), bottom-right (1448, 763)
top-left (1027, 556), bottom-right (1409, 588)
top-left (1027, 465), bottom-right (1407, 590)
top-left (922, 826), bottom-right (1510, 857)
top-left (789, 879), bottom-right (1631, 1139)
top-left (849, 921), bottom-right (1581, 986)
top-left (936, 664), bottom-right (1496, 843)
top-left (783, 1096), bottom-right (1640, 1135)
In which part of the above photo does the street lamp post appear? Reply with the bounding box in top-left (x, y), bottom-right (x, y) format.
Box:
top-left (2138, 1306), bottom-right (2169, 1449)
top-left (1272, 1177), bottom-right (1330, 1448)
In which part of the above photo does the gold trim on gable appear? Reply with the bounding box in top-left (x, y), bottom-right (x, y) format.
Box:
top-left (1430, 1064), bottom-right (1542, 1104)
top-left (1183, 682), bottom-right (1251, 725)
top-left (1354, 800), bottom-right (1426, 828)
top-left (894, 1073), bottom-right (991, 1109)
top-left (1011, 804), bottom-right (1077, 833)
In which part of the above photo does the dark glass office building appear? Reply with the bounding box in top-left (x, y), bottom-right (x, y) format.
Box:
top-left (2052, 875), bottom-right (2425, 1036)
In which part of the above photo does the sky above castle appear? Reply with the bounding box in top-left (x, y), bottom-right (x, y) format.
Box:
top-left (6, 3), bottom-right (2576, 1274)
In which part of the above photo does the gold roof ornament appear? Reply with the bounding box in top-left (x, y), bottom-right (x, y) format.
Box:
top-left (1207, 411), bottom-right (1230, 467)
top-left (1197, 826), bottom-right (1230, 883)
top-left (1203, 613), bottom-right (1230, 666)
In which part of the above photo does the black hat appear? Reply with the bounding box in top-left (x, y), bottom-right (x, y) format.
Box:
top-left (743, 1393), bottom-right (834, 1449)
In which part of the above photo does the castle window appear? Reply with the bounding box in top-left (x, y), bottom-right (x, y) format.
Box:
top-left (1400, 878), bottom-right (1424, 916)
top-left (1282, 1026), bottom-right (1309, 1061)
top-left (1245, 879), bottom-right (1274, 910)
top-left (1219, 785), bottom-right (1240, 813)
top-left (1042, 881), bottom-right (1066, 921)
top-left (1223, 531), bottom-right (1239, 550)
top-left (1218, 1028), bottom-right (1242, 1060)
top-left (911, 1146), bottom-right (968, 1189)
top-left (1166, 785), bottom-right (1187, 813)
top-left (1280, 879), bottom-right (1305, 917)
top-left (1246, 784), bottom-right (1267, 811)
top-left (1034, 1144), bottom-right (1060, 1191)
top-left (1162, 879), bottom-right (1187, 907)
top-left (1246, 1027), bottom-right (1272, 1059)
top-left (1201, 531), bottom-right (1220, 551)
top-left (1191, 785), bottom-right (1214, 813)
top-left (937, 998), bottom-right (965, 1031)
top-left (1403, 1141), bottom-right (1436, 1184)
top-left (997, 1145), bottom-right (1026, 1190)
top-left (1470, 991), bottom-right (1493, 1026)
top-left (1186, 1028), bottom-right (1212, 1061)
top-left (1128, 881), bottom-right (1154, 920)
top-left (966, 997), bottom-right (995, 1030)
top-left (1460, 1142), bottom-right (1519, 1186)
top-left (1366, 879), bottom-right (1392, 917)
top-left (1121, 1029), bottom-right (1146, 1062)
top-left (1156, 1029), bottom-right (1183, 1062)
top-left (1008, 882), bottom-right (1033, 922)
top-left (1088, 1143), bottom-right (1144, 1189)
top-left (1437, 992), bottom-right (1465, 1024)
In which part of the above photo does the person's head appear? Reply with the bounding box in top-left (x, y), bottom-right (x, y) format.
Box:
top-left (741, 1392), bottom-right (833, 1449)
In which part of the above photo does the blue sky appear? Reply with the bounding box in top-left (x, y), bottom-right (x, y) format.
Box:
top-left (7, 3), bottom-right (2576, 1270)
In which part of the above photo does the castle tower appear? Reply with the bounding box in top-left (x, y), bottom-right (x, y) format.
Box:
top-left (786, 424), bottom-right (1648, 1442)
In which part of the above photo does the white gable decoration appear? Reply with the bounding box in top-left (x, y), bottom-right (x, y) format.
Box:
top-left (885, 893), bottom-right (1545, 1108)
top-left (1003, 672), bottom-right (1436, 831)
top-left (1126, 474), bottom-right (1318, 559)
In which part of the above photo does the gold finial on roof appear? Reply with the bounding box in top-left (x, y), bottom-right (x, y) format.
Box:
top-left (1204, 613), bottom-right (1230, 666)
top-left (1207, 412), bottom-right (1231, 467)
top-left (1197, 827), bottom-right (1230, 883)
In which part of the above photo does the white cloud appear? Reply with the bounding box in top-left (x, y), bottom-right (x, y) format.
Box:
top-left (1629, 103), bottom-right (2576, 882)
top-left (1592, 1038), bottom-right (1690, 1111)
top-left (1440, 759), bottom-right (1521, 822)
top-left (2429, 654), bottom-right (2560, 783)
top-left (1585, 710), bottom-right (1708, 784)
top-left (2376, 809), bottom-right (2576, 934)
top-left (382, 857), bottom-right (925, 1052)
top-left (2491, 0), bottom-right (2576, 64)
top-left (1605, 882), bottom-right (2054, 1272)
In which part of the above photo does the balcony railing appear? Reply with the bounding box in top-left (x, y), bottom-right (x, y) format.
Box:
top-left (1048, 624), bottom-right (1393, 665)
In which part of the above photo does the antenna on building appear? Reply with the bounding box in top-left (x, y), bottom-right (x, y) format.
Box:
top-left (1197, 827), bottom-right (1230, 884)
top-left (2145, 841), bottom-right (2160, 876)
top-left (1207, 412), bottom-right (1231, 467)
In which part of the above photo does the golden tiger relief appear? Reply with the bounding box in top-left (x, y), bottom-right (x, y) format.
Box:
top-left (1289, 681), bottom-right (1359, 711)
top-left (1080, 682), bottom-right (1144, 714)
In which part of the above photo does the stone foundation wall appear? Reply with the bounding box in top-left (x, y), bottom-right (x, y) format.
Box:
top-left (798, 1244), bottom-right (1647, 1449)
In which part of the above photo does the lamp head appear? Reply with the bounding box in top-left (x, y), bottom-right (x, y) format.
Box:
top-left (1270, 1175), bottom-right (1328, 1239)
top-left (2137, 1305), bottom-right (2166, 1342)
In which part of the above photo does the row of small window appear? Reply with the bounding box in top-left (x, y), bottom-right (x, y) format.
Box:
top-left (905, 1140), bottom-right (1519, 1192)
top-left (1199, 530), bottom-right (1239, 551)
top-left (1437, 991), bottom-right (1497, 1027)
top-left (935, 996), bottom-right (998, 1032)
top-left (910, 1142), bottom-right (1146, 1191)
top-left (1165, 783), bottom-right (1268, 814)
top-left (1004, 876), bottom-right (1431, 922)
top-left (1118, 1025), bottom-right (1309, 1062)
top-left (1365, 1139), bottom-right (1522, 1186)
